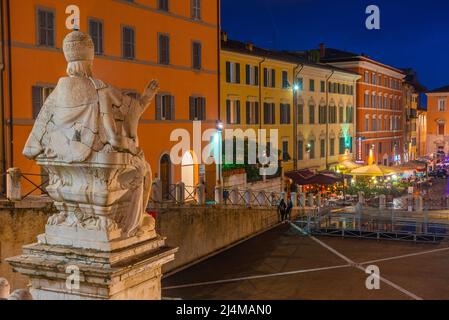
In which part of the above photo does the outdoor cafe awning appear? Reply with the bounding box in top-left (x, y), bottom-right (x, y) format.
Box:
top-left (399, 160), bottom-right (427, 171)
top-left (339, 160), bottom-right (362, 170)
top-left (350, 164), bottom-right (400, 177)
top-left (306, 173), bottom-right (343, 185)
top-left (285, 169), bottom-right (315, 185)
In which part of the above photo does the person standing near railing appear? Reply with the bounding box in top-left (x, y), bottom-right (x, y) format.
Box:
top-left (278, 198), bottom-right (287, 223)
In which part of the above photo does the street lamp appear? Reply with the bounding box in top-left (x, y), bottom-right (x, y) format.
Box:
top-left (292, 83), bottom-right (299, 170)
top-left (216, 120), bottom-right (224, 185)
top-left (216, 120), bottom-right (223, 132)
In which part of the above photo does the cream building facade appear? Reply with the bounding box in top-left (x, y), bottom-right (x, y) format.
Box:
top-left (294, 64), bottom-right (360, 171)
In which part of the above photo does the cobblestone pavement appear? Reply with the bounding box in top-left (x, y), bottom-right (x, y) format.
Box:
top-left (162, 223), bottom-right (449, 300)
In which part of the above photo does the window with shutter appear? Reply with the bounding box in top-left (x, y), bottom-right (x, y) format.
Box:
top-left (122, 27), bottom-right (135, 59)
top-left (280, 104), bottom-right (291, 124)
top-left (32, 87), bottom-right (43, 119)
top-left (248, 101), bottom-right (258, 125)
top-left (282, 71), bottom-right (289, 89)
top-left (89, 19), bottom-right (103, 55)
top-left (37, 9), bottom-right (55, 47)
top-left (158, 0), bottom-right (169, 11)
top-left (320, 139), bottom-right (325, 158)
top-left (227, 62), bottom-right (242, 84)
top-left (192, 42), bottom-right (201, 70)
top-left (226, 62), bottom-right (231, 83)
top-left (319, 105), bottom-right (327, 124)
top-left (339, 106), bottom-right (344, 123)
top-left (298, 141), bottom-right (304, 160)
top-left (309, 79), bottom-right (315, 92)
top-left (263, 68), bottom-right (268, 87)
top-left (298, 104), bottom-right (303, 124)
top-left (254, 66), bottom-right (259, 86)
top-left (32, 85), bottom-right (54, 119)
top-left (191, 0), bottom-right (201, 20)
top-left (189, 97), bottom-right (195, 120)
top-left (271, 103), bottom-right (275, 124)
top-left (309, 141), bottom-right (315, 159)
top-left (255, 102), bottom-right (259, 124)
top-left (282, 141), bottom-right (290, 161)
top-left (159, 34), bottom-right (170, 65)
top-left (235, 63), bottom-right (240, 84)
top-left (189, 96), bottom-right (206, 121)
top-left (236, 101), bottom-right (241, 124)
top-left (339, 137), bottom-right (345, 155)
top-left (246, 65), bottom-right (250, 85)
top-left (226, 100), bottom-right (231, 124)
top-left (227, 100), bottom-right (240, 124)
top-left (169, 95), bottom-right (175, 120)
top-left (271, 69), bottom-right (276, 88)
top-left (200, 97), bottom-right (206, 120)
top-left (156, 94), bottom-right (174, 120)
top-left (156, 95), bottom-right (162, 120)
top-left (309, 105), bottom-right (315, 124)
top-left (330, 139), bottom-right (335, 156)
top-left (264, 103), bottom-right (269, 124)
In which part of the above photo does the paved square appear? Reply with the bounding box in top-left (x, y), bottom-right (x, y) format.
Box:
top-left (162, 224), bottom-right (449, 300)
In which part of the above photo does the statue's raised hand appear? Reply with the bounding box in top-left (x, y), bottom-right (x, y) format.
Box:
top-left (143, 80), bottom-right (160, 101)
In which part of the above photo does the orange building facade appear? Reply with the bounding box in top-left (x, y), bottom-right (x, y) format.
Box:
top-left (426, 85), bottom-right (449, 156)
top-left (320, 48), bottom-right (405, 165)
top-left (1, 0), bottom-right (220, 195)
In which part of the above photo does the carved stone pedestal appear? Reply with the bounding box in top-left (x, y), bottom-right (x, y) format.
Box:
top-left (9, 30), bottom-right (174, 300)
top-left (7, 230), bottom-right (177, 300)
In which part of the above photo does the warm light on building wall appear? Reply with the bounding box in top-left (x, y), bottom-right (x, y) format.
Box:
top-left (368, 144), bottom-right (375, 165)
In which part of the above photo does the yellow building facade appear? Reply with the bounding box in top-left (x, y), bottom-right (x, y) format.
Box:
top-left (220, 36), bottom-right (295, 175)
top-left (417, 107), bottom-right (427, 158)
top-left (220, 36), bottom-right (360, 178)
top-left (402, 69), bottom-right (426, 161)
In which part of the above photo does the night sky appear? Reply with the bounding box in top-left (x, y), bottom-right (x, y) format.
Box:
top-left (221, 0), bottom-right (449, 95)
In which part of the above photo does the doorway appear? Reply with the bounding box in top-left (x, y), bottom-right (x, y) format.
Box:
top-left (160, 154), bottom-right (171, 200)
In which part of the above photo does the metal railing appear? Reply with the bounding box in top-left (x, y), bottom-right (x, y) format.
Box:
top-left (222, 188), bottom-right (280, 207)
top-left (295, 206), bottom-right (449, 243)
top-left (4, 168), bottom-right (49, 201)
top-left (20, 173), bottom-right (49, 199)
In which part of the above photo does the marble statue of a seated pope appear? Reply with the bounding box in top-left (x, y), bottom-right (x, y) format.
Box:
top-left (23, 31), bottom-right (160, 237)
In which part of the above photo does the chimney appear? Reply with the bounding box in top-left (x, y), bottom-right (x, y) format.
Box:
top-left (319, 43), bottom-right (326, 58)
top-left (221, 31), bottom-right (228, 42)
top-left (246, 42), bottom-right (254, 52)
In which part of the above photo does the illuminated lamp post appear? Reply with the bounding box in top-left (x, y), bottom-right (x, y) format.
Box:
top-left (215, 120), bottom-right (224, 185)
top-left (368, 144), bottom-right (375, 165)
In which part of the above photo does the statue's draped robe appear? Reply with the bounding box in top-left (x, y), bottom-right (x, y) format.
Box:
top-left (23, 76), bottom-right (151, 236)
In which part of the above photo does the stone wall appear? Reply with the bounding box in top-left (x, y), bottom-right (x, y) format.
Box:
top-left (1, 198), bottom-right (286, 289)
top-left (223, 173), bottom-right (282, 194)
top-left (0, 197), bottom-right (56, 290)
top-left (156, 205), bottom-right (283, 273)
top-left (248, 177), bottom-right (282, 193)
